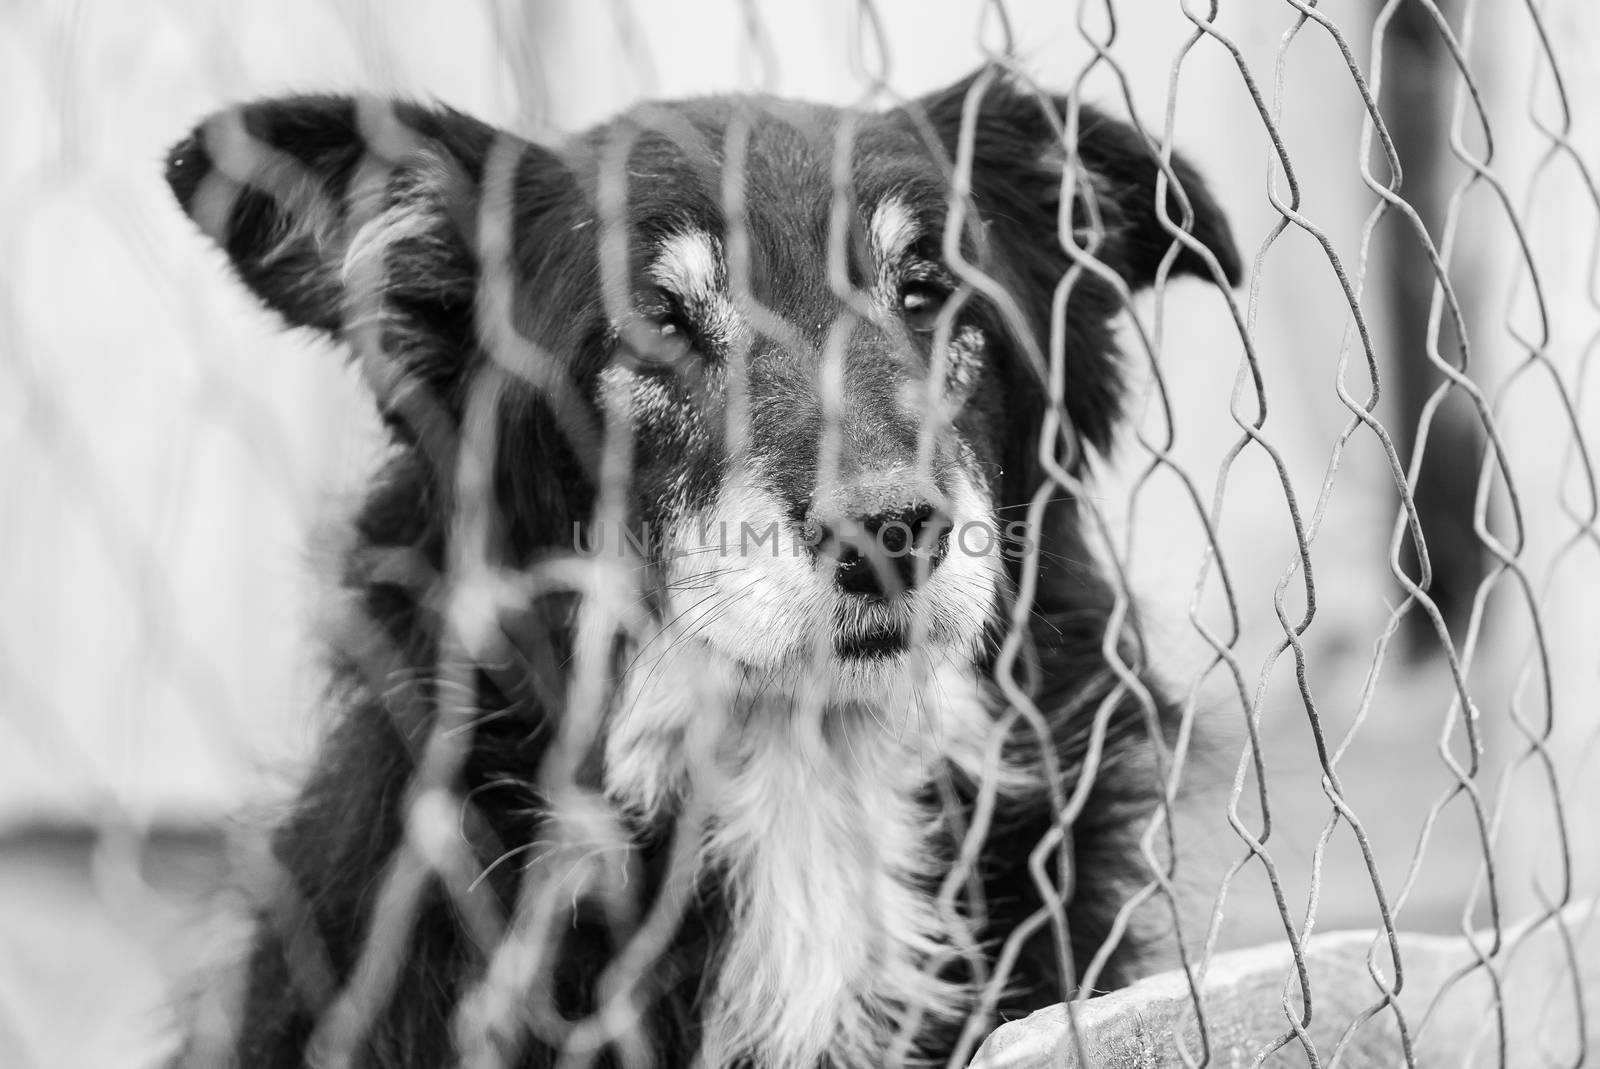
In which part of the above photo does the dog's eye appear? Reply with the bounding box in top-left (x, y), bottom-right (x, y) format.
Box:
top-left (623, 312), bottom-right (695, 367)
top-left (652, 314), bottom-right (695, 360)
top-left (899, 281), bottom-right (949, 332)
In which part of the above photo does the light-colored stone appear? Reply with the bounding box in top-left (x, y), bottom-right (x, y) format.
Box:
top-left (973, 902), bottom-right (1600, 1068)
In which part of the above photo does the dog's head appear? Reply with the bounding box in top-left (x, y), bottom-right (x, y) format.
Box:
top-left (166, 71), bottom-right (1239, 704)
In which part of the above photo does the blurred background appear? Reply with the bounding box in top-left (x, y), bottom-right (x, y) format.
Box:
top-left (3, 1), bottom-right (1598, 1065)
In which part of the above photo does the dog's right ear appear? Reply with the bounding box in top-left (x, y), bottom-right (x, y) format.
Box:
top-left (165, 96), bottom-right (576, 426)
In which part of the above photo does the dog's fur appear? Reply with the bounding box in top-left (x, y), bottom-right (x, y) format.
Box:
top-left (164, 68), bottom-right (1239, 1069)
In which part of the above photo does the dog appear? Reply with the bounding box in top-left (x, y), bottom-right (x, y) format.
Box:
top-left (163, 66), bottom-right (1239, 1069)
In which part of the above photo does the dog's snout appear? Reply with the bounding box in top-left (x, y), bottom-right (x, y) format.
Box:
top-left (813, 501), bottom-right (951, 598)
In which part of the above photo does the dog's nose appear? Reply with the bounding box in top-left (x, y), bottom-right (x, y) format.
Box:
top-left (814, 502), bottom-right (951, 598)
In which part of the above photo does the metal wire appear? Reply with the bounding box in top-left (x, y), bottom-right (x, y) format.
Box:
top-left (2, 1), bottom-right (1598, 1067)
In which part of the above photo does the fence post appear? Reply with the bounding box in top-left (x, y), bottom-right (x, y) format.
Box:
top-left (1378, 0), bottom-right (1490, 656)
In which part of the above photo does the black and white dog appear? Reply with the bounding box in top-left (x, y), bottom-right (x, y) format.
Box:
top-left (165, 67), bottom-right (1238, 1069)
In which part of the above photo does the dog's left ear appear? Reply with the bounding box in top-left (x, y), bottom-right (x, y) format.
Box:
top-left (909, 70), bottom-right (1242, 292)
top-left (901, 71), bottom-right (1240, 453)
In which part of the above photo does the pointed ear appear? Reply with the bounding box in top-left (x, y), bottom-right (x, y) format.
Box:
top-left (910, 70), bottom-right (1242, 291)
top-left (165, 96), bottom-right (576, 428)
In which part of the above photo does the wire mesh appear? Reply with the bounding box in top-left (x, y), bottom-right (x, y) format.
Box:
top-left (2, 1), bottom-right (1599, 1067)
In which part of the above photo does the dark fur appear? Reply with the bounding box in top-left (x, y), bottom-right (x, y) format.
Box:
top-left (165, 68), bottom-right (1239, 1068)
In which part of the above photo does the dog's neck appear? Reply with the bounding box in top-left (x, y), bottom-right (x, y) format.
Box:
top-left (601, 638), bottom-right (1013, 1068)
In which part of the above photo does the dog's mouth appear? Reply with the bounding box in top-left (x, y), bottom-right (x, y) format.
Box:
top-left (834, 626), bottom-right (908, 660)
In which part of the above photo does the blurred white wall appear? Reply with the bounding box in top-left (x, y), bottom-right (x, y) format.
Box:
top-left (2, 0), bottom-right (1598, 946)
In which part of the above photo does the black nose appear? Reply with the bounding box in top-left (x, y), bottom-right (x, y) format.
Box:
top-left (814, 502), bottom-right (951, 598)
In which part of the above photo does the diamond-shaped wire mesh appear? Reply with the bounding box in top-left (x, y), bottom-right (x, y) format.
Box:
top-left (2, 2), bottom-right (1598, 1067)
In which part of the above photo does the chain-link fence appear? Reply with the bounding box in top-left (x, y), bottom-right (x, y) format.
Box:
top-left (3, 2), bottom-right (1598, 1067)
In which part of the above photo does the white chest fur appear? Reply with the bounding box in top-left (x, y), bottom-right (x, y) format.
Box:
top-left (603, 646), bottom-right (1015, 1068)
